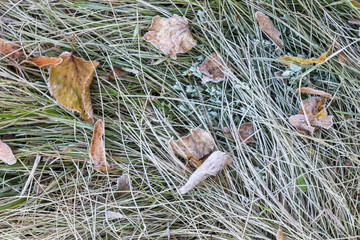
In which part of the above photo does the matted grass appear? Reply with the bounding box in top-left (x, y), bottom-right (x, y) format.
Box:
top-left (0, 0), bottom-right (360, 239)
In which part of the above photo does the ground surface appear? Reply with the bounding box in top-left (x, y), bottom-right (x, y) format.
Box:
top-left (0, 0), bottom-right (360, 239)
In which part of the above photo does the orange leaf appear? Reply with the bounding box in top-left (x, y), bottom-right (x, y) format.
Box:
top-left (90, 120), bottom-right (110, 171)
top-left (0, 140), bottom-right (16, 165)
top-left (143, 15), bottom-right (197, 59)
top-left (0, 39), bottom-right (23, 60)
top-left (295, 87), bottom-right (339, 99)
top-left (278, 51), bottom-right (328, 66)
top-left (276, 229), bottom-right (286, 240)
top-left (299, 97), bottom-right (327, 120)
top-left (21, 56), bottom-right (62, 67)
top-left (49, 52), bottom-right (98, 123)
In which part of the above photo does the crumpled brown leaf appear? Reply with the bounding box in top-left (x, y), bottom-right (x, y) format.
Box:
top-left (299, 97), bottom-right (327, 120)
top-left (143, 15), bottom-right (197, 59)
top-left (222, 122), bottom-right (256, 143)
top-left (21, 56), bottom-right (62, 67)
top-left (295, 87), bottom-right (339, 100)
top-left (90, 120), bottom-right (110, 171)
top-left (288, 114), bottom-right (333, 136)
top-left (49, 52), bottom-right (98, 123)
top-left (0, 39), bottom-right (23, 60)
top-left (0, 140), bottom-right (16, 165)
top-left (178, 151), bottom-right (232, 194)
top-left (278, 51), bottom-right (328, 66)
top-left (255, 11), bottom-right (283, 54)
top-left (198, 53), bottom-right (232, 83)
top-left (169, 128), bottom-right (214, 164)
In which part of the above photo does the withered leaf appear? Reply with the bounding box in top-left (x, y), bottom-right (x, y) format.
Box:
top-left (278, 51), bottom-right (328, 66)
top-left (295, 87), bottom-right (339, 100)
top-left (299, 97), bottom-right (327, 120)
top-left (21, 56), bottom-right (62, 67)
top-left (289, 114), bottom-right (333, 136)
top-left (0, 39), bottom-right (23, 60)
top-left (169, 128), bottom-right (214, 161)
top-left (0, 140), bottom-right (16, 165)
top-left (178, 151), bottom-right (232, 194)
top-left (90, 120), bottom-right (110, 171)
top-left (198, 53), bottom-right (232, 83)
top-left (255, 11), bottom-right (283, 54)
top-left (49, 52), bottom-right (98, 123)
top-left (222, 122), bottom-right (256, 143)
top-left (276, 229), bottom-right (286, 240)
top-left (143, 15), bottom-right (197, 59)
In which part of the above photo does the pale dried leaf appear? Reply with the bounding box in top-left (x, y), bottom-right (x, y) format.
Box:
top-left (21, 56), bottom-right (62, 67)
top-left (0, 140), bottom-right (16, 165)
top-left (276, 229), bottom-right (286, 240)
top-left (255, 11), bottom-right (283, 54)
top-left (143, 15), bottom-right (197, 59)
top-left (90, 120), bottom-right (110, 171)
top-left (178, 151), bottom-right (232, 194)
top-left (117, 174), bottom-right (131, 191)
top-left (105, 211), bottom-right (124, 219)
top-left (169, 128), bottom-right (214, 161)
top-left (295, 87), bottom-right (339, 99)
top-left (0, 39), bottom-right (23, 60)
top-left (299, 97), bottom-right (327, 120)
top-left (289, 114), bottom-right (316, 136)
top-left (198, 53), bottom-right (232, 83)
top-left (222, 123), bottom-right (256, 143)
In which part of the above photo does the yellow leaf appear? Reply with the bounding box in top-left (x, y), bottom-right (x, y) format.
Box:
top-left (278, 51), bottom-right (328, 66)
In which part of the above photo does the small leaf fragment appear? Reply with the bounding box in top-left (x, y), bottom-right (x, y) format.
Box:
top-left (49, 52), bottom-right (98, 123)
top-left (299, 97), bottom-right (327, 120)
top-left (169, 128), bottom-right (214, 161)
top-left (198, 53), bottom-right (232, 83)
top-left (0, 140), bottom-right (16, 165)
top-left (295, 87), bottom-right (339, 100)
top-left (278, 51), bottom-right (328, 66)
top-left (0, 39), bottom-right (23, 60)
top-left (255, 11), bottom-right (283, 54)
top-left (21, 56), bottom-right (62, 67)
top-left (178, 151), bottom-right (232, 194)
top-left (105, 211), bottom-right (124, 219)
top-left (276, 229), bottom-right (286, 240)
top-left (143, 15), bottom-right (197, 59)
top-left (222, 122), bottom-right (256, 143)
top-left (90, 120), bottom-right (110, 171)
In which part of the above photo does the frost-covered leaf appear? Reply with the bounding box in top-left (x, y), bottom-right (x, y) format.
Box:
top-left (90, 120), bottom-right (110, 171)
top-left (0, 140), bottom-right (16, 165)
top-left (278, 51), bottom-right (328, 66)
top-left (21, 56), bottom-right (62, 67)
top-left (49, 52), bottom-right (98, 123)
top-left (0, 39), bottom-right (23, 60)
top-left (222, 123), bottom-right (256, 143)
top-left (105, 211), bottom-right (123, 219)
top-left (299, 97), bottom-right (327, 120)
top-left (288, 114), bottom-right (333, 136)
top-left (178, 151), bottom-right (232, 194)
top-left (198, 53), bottom-right (232, 83)
top-left (295, 87), bottom-right (339, 99)
top-left (143, 15), bottom-right (197, 59)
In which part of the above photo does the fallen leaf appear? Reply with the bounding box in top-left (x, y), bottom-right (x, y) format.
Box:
top-left (105, 211), bottom-right (123, 219)
top-left (288, 114), bottom-right (333, 136)
top-left (299, 97), bottom-right (327, 120)
top-left (143, 15), bottom-right (197, 59)
top-left (0, 140), bottom-right (16, 165)
top-left (222, 123), bottom-right (256, 143)
top-left (21, 56), bottom-right (62, 67)
top-left (278, 51), bottom-right (328, 66)
top-left (178, 151), bottom-right (232, 194)
top-left (169, 128), bottom-right (214, 163)
top-left (295, 87), bottom-right (339, 100)
top-left (90, 120), bottom-right (110, 171)
top-left (116, 174), bottom-right (131, 196)
top-left (255, 11), bottom-right (283, 54)
top-left (109, 67), bottom-right (127, 80)
top-left (276, 229), bottom-right (286, 240)
top-left (49, 52), bottom-right (98, 123)
top-left (198, 53), bottom-right (232, 83)
top-left (0, 39), bottom-right (23, 60)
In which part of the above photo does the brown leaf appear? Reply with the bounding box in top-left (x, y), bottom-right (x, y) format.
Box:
top-left (299, 97), bottom-right (327, 120)
top-left (255, 11), bottom-right (283, 54)
top-left (198, 53), bottom-right (232, 83)
top-left (222, 123), bottom-right (256, 143)
top-left (0, 39), bottom-right (23, 60)
top-left (49, 52), bottom-right (98, 123)
top-left (0, 140), bottom-right (16, 165)
top-left (288, 114), bottom-right (333, 136)
top-left (278, 51), bottom-right (328, 66)
top-left (295, 87), bottom-right (339, 100)
top-left (90, 120), bottom-right (110, 171)
top-left (276, 229), bottom-right (286, 240)
top-left (143, 15), bottom-right (197, 59)
top-left (109, 67), bottom-right (127, 79)
top-left (178, 151), bottom-right (232, 194)
top-left (21, 56), bottom-right (62, 67)
top-left (169, 128), bottom-right (214, 161)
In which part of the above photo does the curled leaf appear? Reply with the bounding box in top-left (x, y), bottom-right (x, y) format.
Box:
top-left (299, 97), bottom-right (327, 120)
top-left (143, 15), bottom-right (197, 59)
top-left (178, 151), bottom-right (232, 194)
top-left (255, 11), bottom-right (283, 54)
top-left (0, 140), bottom-right (16, 165)
top-left (295, 87), bottom-right (339, 99)
top-left (169, 128), bottom-right (214, 163)
top-left (49, 52), bottom-right (98, 123)
top-left (198, 53), bottom-right (232, 83)
top-left (0, 39), bottom-right (23, 60)
top-left (288, 114), bottom-right (333, 136)
top-left (222, 122), bottom-right (256, 143)
top-left (90, 120), bottom-right (110, 171)
top-left (278, 51), bottom-right (328, 66)
top-left (21, 56), bottom-right (62, 67)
